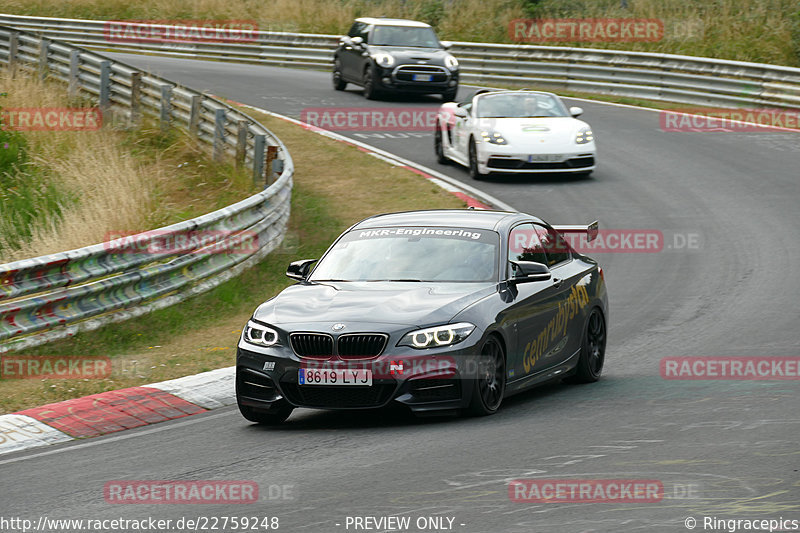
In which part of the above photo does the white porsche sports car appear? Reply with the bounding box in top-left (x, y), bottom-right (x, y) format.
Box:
top-left (434, 90), bottom-right (597, 179)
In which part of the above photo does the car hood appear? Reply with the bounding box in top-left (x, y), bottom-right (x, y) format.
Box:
top-left (253, 281), bottom-right (496, 327)
top-left (477, 116), bottom-right (589, 148)
top-left (368, 46), bottom-right (451, 65)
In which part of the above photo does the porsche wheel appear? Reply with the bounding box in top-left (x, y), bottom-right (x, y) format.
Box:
top-left (468, 139), bottom-right (488, 180)
top-left (468, 335), bottom-right (506, 416)
top-left (434, 122), bottom-right (449, 164)
top-left (567, 308), bottom-right (606, 383)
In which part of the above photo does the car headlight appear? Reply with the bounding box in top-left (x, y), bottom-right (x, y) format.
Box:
top-left (444, 54), bottom-right (459, 70)
top-left (372, 53), bottom-right (395, 68)
top-left (576, 126), bottom-right (594, 144)
top-left (398, 322), bottom-right (475, 349)
top-left (480, 130), bottom-right (507, 145)
top-left (243, 320), bottom-right (279, 347)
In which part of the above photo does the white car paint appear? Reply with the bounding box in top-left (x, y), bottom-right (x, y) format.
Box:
top-left (435, 90), bottom-right (597, 178)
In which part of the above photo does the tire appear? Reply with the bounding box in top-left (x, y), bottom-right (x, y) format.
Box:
top-left (566, 308), bottom-right (606, 383)
top-left (363, 67), bottom-right (380, 100)
top-left (434, 122), bottom-right (449, 164)
top-left (468, 138), bottom-right (488, 180)
top-left (332, 59), bottom-right (347, 91)
top-left (238, 402), bottom-right (293, 425)
top-left (468, 335), bottom-right (506, 416)
top-left (442, 87), bottom-right (458, 102)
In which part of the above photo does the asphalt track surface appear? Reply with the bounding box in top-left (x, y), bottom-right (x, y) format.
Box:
top-left (1, 54), bottom-right (798, 533)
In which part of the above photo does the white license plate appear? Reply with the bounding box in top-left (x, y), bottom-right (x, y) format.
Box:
top-left (528, 154), bottom-right (563, 162)
top-left (299, 368), bottom-right (372, 386)
top-left (412, 74), bottom-right (433, 82)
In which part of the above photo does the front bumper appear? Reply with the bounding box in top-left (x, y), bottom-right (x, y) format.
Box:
top-left (478, 142), bottom-right (597, 174)
top-left (236, 334), bottom-right (483, 414)
top-left (374, 64), bottom-right (458, 94)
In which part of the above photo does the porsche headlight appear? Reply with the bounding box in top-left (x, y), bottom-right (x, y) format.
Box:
top-left (576, 126), bottom-right (594, 144)
top-left (444, 54), bottom-right (459, 70)
top-left (372, 53), bottom-right (395, 67)
top-left (398, 322), bottom-right (475, 349)
top-left (481, 130), bottom-right (507, 145)
top-left (243, 320), bottom-right (279, 347)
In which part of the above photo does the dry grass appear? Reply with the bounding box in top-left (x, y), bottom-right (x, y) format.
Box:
top-left (0, 71), bottom-right (257, 262)
top-left (2, 0), bottom-right (798, 65)
top-left (0, 71), bottom-right (154, 260)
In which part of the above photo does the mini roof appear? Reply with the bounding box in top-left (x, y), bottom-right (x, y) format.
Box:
top-left (354, 17), bottom-right (432, 28)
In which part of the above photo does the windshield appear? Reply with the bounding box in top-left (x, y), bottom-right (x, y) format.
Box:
top-left (476, 93), bottom-right (569, 118)
top-left (309, 226), bottom-right (499, 282)
top-left (371, 25), bottom-right (440, 48)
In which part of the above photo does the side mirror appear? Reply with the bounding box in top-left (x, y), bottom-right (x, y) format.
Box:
top-left (286, 259), bottom-right (317, 281)
top-left (569, 106), bottom-right (584, 118)
top-left (350, 36), bottom-right (364, 47)
top-left (440, 40), bottom-right (452, 50)
top-left (453, 107), bottom-right (468, 118)
top-left (509, 261), bottom-right (551, 283)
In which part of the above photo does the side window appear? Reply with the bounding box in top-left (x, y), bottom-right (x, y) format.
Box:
top-left (347, 22), bottom-right (362, 37)
top-left (348, 22), bottom-right (369, 42)
top-left (534, 225), bottom-right (571, 267)
top-left (508, 224), bottom-right (547, 276)
top-left (359, 24), bottom-right (371, 43)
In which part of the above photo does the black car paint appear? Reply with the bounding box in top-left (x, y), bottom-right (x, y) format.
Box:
top-left (236, 210), bottom-right (608, 418)
top-left (334, 22), bottom-right (458, 97)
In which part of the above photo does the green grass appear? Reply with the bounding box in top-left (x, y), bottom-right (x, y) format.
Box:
top-left (0, 127), bottom-right (77, 254)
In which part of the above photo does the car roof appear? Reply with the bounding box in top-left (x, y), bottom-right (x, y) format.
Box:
top-left (352, 209), bottom-right (544, 231)
top-left (354, 17), bottom-right (432, 28)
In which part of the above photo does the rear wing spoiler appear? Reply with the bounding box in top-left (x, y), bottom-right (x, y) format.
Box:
top-left (552, 220), bottom-right (599, 243)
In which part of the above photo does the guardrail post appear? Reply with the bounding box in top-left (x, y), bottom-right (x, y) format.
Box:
top-left (38, 38), bottom-right (49, 80)
top-left (68, 50), bottom-right (81, 99)
top-left (99, 60), bottom-right (111, 111)
top-left (213, 108), bottom-right (226, 161)
top-left (160, 84), bottom-right (172, 131)
top-left (189, 95), bottom-right (201, 136)
top-left (8, 32), bottom-right (18, 78)
top-left (130, 72), bottom-right (141, 126)
top-left (235, 120), bottom-right (248, 168)
top-left (265, 145), bottom-right (278, 185)
top-left (253, 134), bottom-right (266, 187)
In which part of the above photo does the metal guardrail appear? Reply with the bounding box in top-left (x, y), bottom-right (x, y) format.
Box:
top-left (0, 25), bottom-right (294, 352)
top-left (1, 13), bottom-right (799, 109)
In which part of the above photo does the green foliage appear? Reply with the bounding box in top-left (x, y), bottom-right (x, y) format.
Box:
top-left (419, 0), bottom-right (445, 28)
top-left (0, 123), bottom-right (76, 254)
top-left (791, 8), bottom-right (800, 65)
